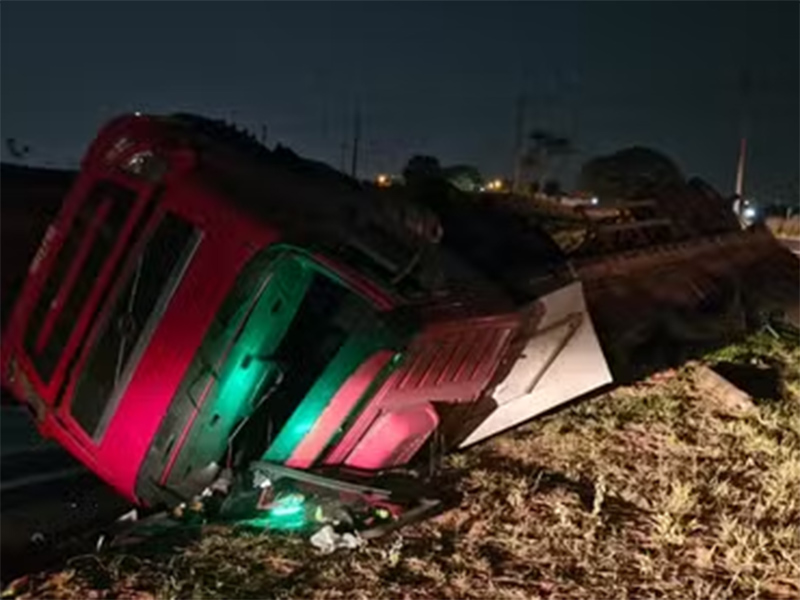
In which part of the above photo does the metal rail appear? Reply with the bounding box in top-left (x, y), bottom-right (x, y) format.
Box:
top-left (250, 461), bottom-right (394, 499)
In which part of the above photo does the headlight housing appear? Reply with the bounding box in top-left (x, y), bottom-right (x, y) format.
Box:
top-left (120, 150), bottom-right (168, 183)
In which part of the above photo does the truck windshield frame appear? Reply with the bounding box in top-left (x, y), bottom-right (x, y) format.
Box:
top-left (69, 212), bottom-right (202, 440)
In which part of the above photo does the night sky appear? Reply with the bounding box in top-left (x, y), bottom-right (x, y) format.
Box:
top-left (2, 2), bottom-right (798, 202)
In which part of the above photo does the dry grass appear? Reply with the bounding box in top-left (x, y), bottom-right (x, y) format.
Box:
top-left (5, 333), bottom-right (800, 600)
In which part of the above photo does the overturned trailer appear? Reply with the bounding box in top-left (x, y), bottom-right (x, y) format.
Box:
top-left (1, 114), bottom-right (613, 529)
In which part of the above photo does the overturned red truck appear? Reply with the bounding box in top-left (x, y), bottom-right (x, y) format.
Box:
top-left (1, 113), bottom-right (611, 516)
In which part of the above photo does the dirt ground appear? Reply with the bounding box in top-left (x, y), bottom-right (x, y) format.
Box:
top-left (4, 332), bottom-right (800, 600)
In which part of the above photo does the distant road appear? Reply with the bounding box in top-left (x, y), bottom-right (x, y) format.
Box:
top-left (0, 165), bottom-right (124, 583)
top-left (1, 406), bottom-right (76, 485)
top-left (0, 403), bottom-right (131, 584)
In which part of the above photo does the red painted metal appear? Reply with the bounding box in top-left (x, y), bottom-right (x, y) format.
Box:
top-left (392, 316), bottom-right (519, 404)
top-left (34, 200), bottom-right (112, 352)
top-left (310, 253), bottom-right (396, 312)
top-left (344, 403), bottom-right (440, 470)
top-left (324, 313), bottom-right (520, 468)
top-left (0, 114), bottom-right (408, 502)
top-left (285, 350), bottom-right (395, 469)
top-left (157, 262), bottom-right (274, 487)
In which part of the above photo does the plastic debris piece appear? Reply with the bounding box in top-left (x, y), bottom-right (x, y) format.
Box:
top-left (312, 498), bottom-right (355, 527)
top-left (309, 525), bottom-right (363, 554)
top-left (256, 486), bottom-right (276, 510)
top-left (210, 468), bottom-right (234, 494)
top-left (117, 509), bottom-right (138, 523)
top-left (338, 532), bottom-right (362, 550)
top-left (253, 470), bottom-right (272, 490)
top-left (96, 534), bottom-right (105, 552)
top-left (313, 505), bottom-right (325, 523)
top-left (310, 525), bottom-right (337, 553)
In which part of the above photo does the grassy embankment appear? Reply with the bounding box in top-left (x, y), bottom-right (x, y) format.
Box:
top-left (5, 332), bottom-right (800, 599)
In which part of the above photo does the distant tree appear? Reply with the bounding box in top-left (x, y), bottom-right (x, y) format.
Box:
top-left (542, 179), bottom-right (563, 197)
top-left (521, 129), bottom-right (575, 193)
top-left (442, 164), bottom-right (483, 192)
top-left (578, 147), bottom-right (685, 202)
top-left (761, 175), bottom-right (800, 209)
top-left (402, 155), bottom-right (443, 187)
top-left (5, 137), bottom-right (31, 160)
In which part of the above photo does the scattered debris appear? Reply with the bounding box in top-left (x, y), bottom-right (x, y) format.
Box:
top-left (116, 509), bottom-right (138, 523)
top-left (96, 461), bottom-right (445, 558)
top-left (209, 467), bottom-right (234, 495)
top-left (309, 525), bottom-right (363, 554)
top-left (29, 532), bottom-right (45, 545)
top-left (382, 536), bottom-right (404, 567)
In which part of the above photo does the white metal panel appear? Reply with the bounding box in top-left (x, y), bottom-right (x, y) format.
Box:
top-left (459, 281), bottom-right (612, 447)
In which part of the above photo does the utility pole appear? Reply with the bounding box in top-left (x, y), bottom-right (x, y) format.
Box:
top-left (734, 69), bottom-right (751, 216)
top-left (350, 104), bottom-right (361, 179)
top-left (339, 141), bottom-right (348, 173)
top-left (734, 137), bottom-right (747, 200)
top-left (511, 94), bottom-right (527, 195)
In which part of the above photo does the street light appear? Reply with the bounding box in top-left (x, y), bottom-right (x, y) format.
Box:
top-left (485, 179), bottom-right (504, 192)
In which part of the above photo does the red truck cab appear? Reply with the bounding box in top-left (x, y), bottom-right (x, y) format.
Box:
top-left (1, 113), bottom-right (612, 507)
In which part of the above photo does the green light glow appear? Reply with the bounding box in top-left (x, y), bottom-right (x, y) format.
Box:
top-left (269, 494), bottom-right (305, 517)
top-left (166, 256), bottom-right (314, 483)
top-left (176, 252), bottom-right (408, 480)
top-left (214, 260), bottom-right (311, 421)
top-left (263, 330), bottom-right (392, 463)
top-left (218, 359), bottom-right (265, 409)
top-left (240, 493), bottom-right (308, 531)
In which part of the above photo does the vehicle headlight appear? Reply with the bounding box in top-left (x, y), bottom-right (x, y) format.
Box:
top-left (120, 150), bottom-right (168, 183)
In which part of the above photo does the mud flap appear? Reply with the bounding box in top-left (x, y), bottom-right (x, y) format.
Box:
top-left (458, 281), bottom-right (612, 447)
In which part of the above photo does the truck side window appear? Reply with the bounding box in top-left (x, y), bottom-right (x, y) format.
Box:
top-left (25, 181), bottom-right (135, 381)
